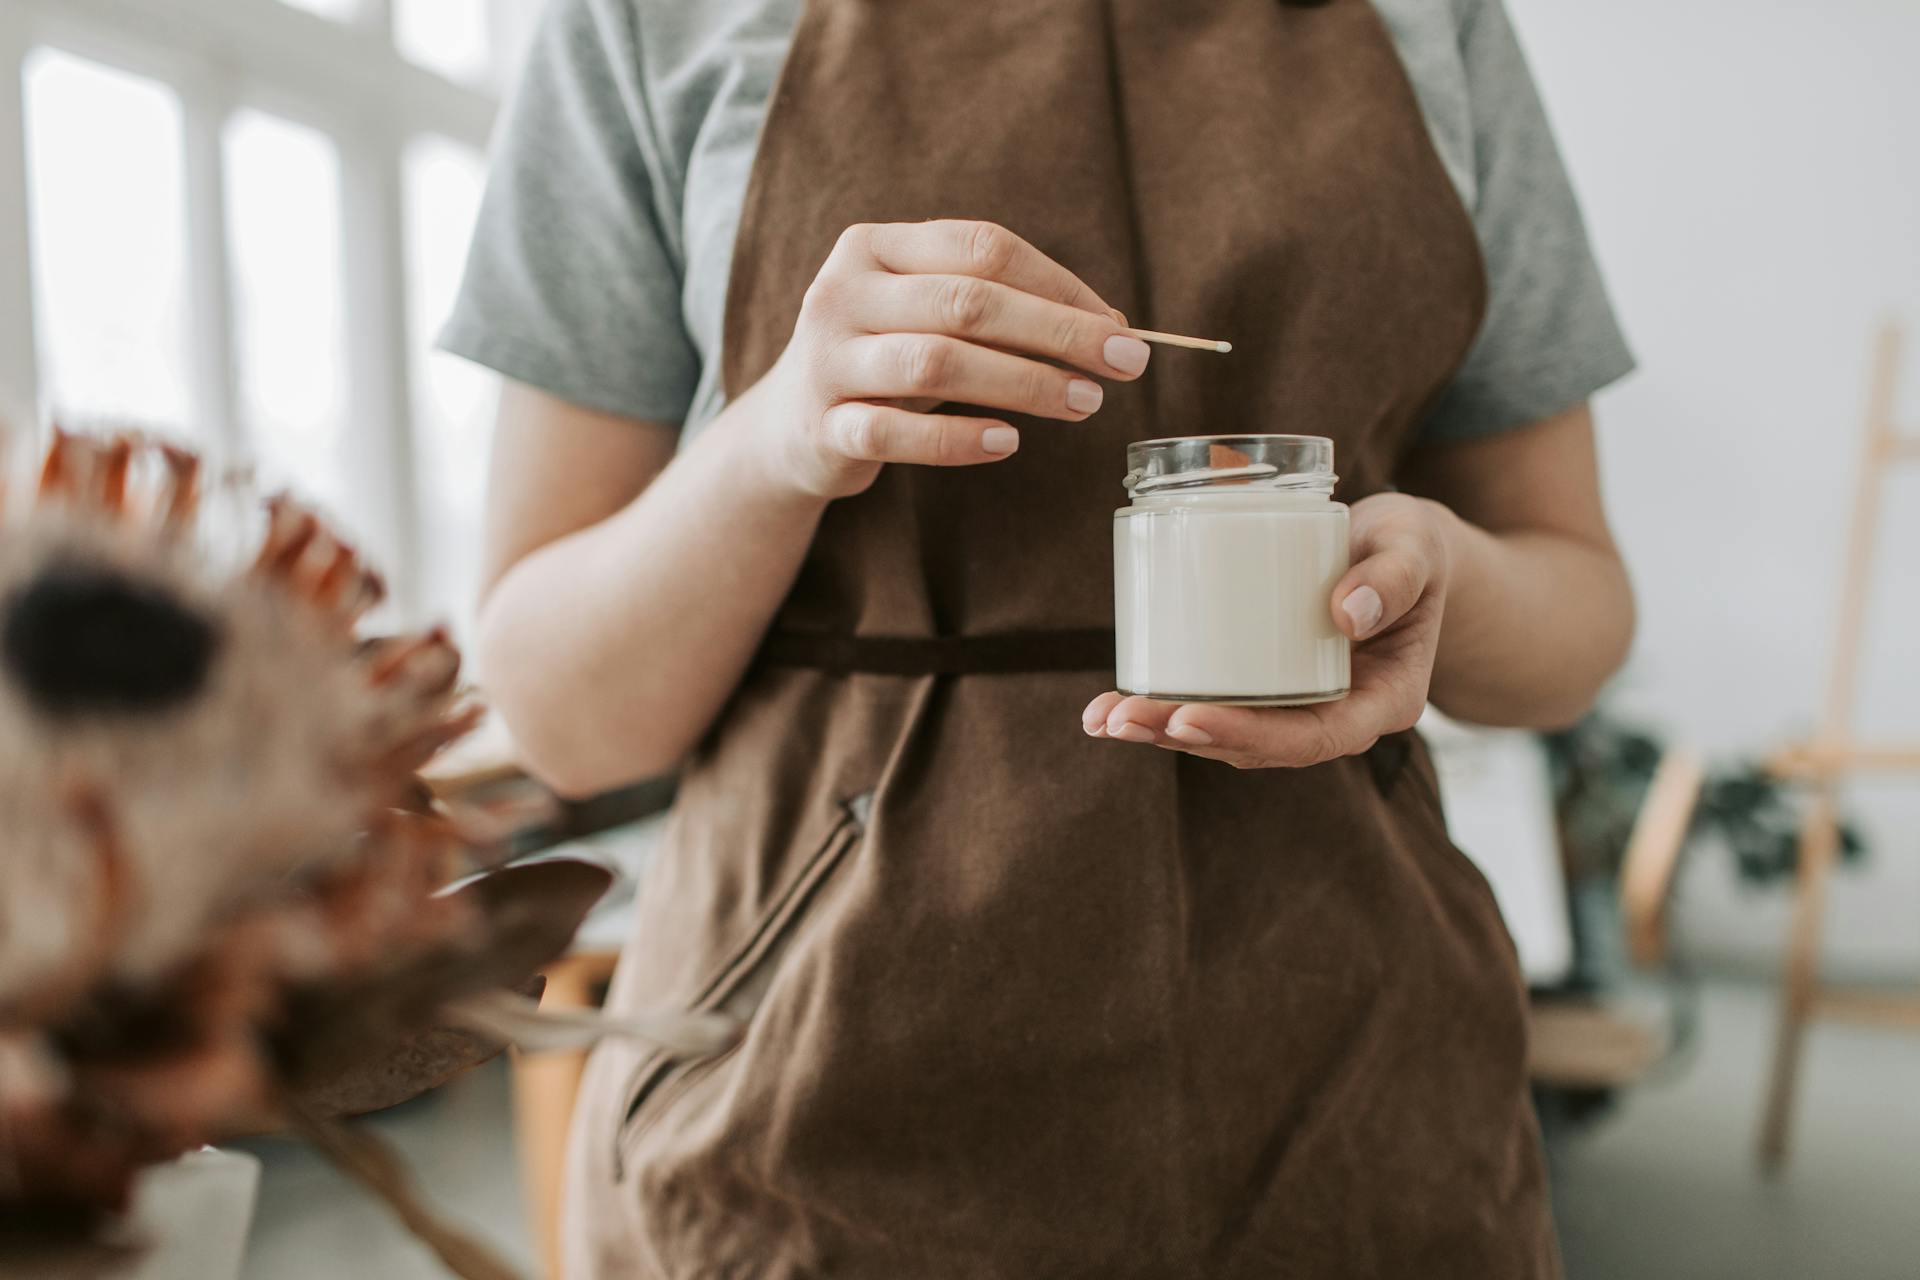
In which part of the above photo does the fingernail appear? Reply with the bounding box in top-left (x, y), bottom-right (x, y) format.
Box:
top-left (1082, 715), bottom-right (1107, 737)
top-left (1107, 308), bottom-right (1130, 327)
top-left (1165, 722), bottom-right (1213, 746)
top-left (1067, 379), bottom-right (1104, 415)
top-left (982, 425), bottom-right (1020, 455)
top-left (1342, 585), bottom-right (1384, 638)
top-left (1107, 720), bottom-right (1156, 743)
top-left (1103, 335), bottom-right (1151, 377)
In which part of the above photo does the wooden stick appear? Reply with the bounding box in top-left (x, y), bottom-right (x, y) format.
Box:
top-left (1758, 784), bottom-right (1841, 1175)
top-left (1619, 747), bottom-right (1703, 971)
top-left (1813, 986), bottom-right (1920, 1032)
top-left (1756, 319), bottom-right (1919, 1177)
top-left (1821, 321), bottom-right (1903, 737)
top-left (1119, 326), bottom-right (1233, 354)
top-left (1768, 741), bottom-right (1920, 779)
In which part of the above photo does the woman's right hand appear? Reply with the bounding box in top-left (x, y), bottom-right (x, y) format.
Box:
top-left (758, 220), bottom-right (1152, 499)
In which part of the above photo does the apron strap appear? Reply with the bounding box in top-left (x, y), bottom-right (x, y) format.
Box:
top-left (758, 629), bottom-right (1115, 676)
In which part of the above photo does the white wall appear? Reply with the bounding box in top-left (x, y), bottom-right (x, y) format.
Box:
top-left (1507, 0), bottom-right (1920, 978)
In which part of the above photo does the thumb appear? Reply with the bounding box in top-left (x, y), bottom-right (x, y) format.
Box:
top-left (1331, 535), bottom-right (1438, 641)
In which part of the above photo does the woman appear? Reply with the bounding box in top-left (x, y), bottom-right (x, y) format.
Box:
top-left (444, 0), bottom-right (1636, 1274)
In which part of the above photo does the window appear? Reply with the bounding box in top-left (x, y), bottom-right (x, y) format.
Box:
top-left (2, 0), bottom-right (515, 630)
top-left (226, 110), bottom-right (354, 521)
top-left (404, 134), bottom-right (494, 638)
top-left (395, 0), bottom-right (491, 88)
top-left (276, 0), bottom-right (361, 21)
top-left (22, 51), bottom-right (192, 434)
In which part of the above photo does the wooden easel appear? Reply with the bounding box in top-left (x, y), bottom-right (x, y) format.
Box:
top-left (1759, 320), bottom-right (1920, 1173)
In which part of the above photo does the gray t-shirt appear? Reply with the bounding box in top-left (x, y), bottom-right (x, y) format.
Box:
top-left (442, 0), bottom-right (1633, 442)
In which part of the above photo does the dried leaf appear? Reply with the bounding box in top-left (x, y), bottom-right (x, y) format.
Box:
top-left (273, 862), bottom-right (611, 1096)
top-left (280, 977), bottom-right (544, 1124)
top-left (437, 860), bottom-right (617, 993)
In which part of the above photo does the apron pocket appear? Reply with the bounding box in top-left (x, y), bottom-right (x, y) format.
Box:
top-left (611, 791), bottom-right (870, 1178)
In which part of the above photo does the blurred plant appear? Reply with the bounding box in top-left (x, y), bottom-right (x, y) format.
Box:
top-left (0, 431), bottom-right (732, 1280)
top-left (1541, 711), bottom-right (1866, 887)
top-left (1532, 709), bottom-right (1868, 1112)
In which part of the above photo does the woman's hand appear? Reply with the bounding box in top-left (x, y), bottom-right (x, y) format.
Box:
top-left (1081, 493), bottom-right (1457, 768)
top-left (757, 220), bottom-right (1151, 499)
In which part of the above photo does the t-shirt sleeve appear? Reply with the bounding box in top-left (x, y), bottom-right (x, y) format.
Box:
top-left (1421, 0), bottom-right (1636, 442)
top-left (438, 0), bottom-right (700, 426)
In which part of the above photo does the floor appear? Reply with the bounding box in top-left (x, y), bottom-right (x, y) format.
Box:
top-left (234, 1067), bottom-right (535, 1278)
top-left (233, 979), bottom-right (1920, 1279)
top-left (1548, 980), bottom-right (1920, 1279)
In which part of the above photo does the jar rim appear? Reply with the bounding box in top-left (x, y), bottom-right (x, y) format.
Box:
top-left (1124, 434), bottom-right (1336, 495)
top-left (1127, 433), bottom-right (1332, 448)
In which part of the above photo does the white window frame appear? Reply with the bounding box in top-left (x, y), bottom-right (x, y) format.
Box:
top-left (0, 0), bottom-right (503, 621)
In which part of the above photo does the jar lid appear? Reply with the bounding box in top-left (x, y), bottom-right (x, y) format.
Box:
top-left (1124, 435), bottom-right (1336, 495)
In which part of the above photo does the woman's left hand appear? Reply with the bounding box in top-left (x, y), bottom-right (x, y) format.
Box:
top-left (1082, 493), bottom-right (1456, 769)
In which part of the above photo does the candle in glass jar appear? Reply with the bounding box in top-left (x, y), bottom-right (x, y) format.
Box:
top-left (1113, 435), bottom-right (1351, 705)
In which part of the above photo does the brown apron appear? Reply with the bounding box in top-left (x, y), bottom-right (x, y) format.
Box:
top-left (564, 1), bottom-right (1557, 1276)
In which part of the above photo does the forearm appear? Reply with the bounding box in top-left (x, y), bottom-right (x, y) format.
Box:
top-left (1429, 505), bottom-right (1634, 729)
top-left (477, 381), bottom-right (827, 794)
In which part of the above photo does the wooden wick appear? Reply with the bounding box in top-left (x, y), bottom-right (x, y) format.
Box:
top-left (1119, 326), bottom-right (1234, 354)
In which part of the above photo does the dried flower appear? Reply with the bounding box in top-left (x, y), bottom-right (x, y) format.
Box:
top-left (0, 431), bottom-right (733, 1279)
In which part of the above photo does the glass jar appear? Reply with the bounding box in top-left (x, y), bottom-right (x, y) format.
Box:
top-left (1114, 435), bottom-right (1350, 705)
